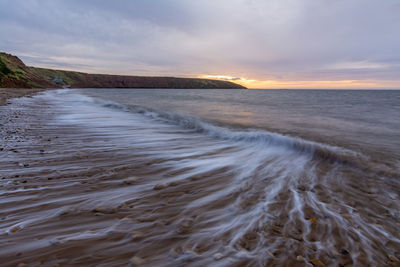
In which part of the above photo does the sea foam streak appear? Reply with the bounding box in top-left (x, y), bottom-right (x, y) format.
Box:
top-left (0, 90), bottom-right (399, 266)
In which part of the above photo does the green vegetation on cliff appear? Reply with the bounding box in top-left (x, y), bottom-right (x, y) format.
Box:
top-left (0, 52), bottom-right (246, 89)
top-left (0, 57), bottom-right (13, 77)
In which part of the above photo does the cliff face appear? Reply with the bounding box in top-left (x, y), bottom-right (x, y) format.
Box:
top-left (0, 53), bottom-right (55, 88)
top-left (0, 53), bottom-right (246, 89)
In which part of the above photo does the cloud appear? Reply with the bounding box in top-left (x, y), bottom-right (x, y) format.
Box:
top-left (0, 0), bottom-right (399, 87)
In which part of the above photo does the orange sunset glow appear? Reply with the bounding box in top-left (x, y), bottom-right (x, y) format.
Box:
top-left (199, 75), bottom-right (400, 89)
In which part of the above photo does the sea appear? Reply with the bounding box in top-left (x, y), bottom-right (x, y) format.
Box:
top-left (1, 88), bottom-right (399, 266)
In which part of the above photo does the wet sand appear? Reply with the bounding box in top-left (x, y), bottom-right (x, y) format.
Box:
top-left (0, 88), bottom-right (48, 106)
top-left (0, 91), bottom-right (399, 267)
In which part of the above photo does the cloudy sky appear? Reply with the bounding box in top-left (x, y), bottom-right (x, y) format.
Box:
top-left (1, 0), bottom-right (399, 88)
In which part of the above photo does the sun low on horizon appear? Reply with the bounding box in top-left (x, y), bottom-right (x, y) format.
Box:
top-left (199, 75), bottom-right (400, 89)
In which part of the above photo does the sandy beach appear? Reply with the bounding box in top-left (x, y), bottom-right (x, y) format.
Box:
top-left (0, 88), bottom-right (48, 106)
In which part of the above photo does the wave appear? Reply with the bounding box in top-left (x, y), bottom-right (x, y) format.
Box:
top-left (89, 97), bottom-right (367, 166)
top-left (47, 90), bottom-right (399, 178)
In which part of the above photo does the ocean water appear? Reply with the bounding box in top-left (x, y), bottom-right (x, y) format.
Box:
top-left (1, 88), bottom-right (399, 266)
top-left (81, 89), bottom-right (400, 164)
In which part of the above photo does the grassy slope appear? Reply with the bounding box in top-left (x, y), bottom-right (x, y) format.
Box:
top-left (0, 53), bottom-right (55, 88)
top-left (0, 52), bottom-right (246, 89)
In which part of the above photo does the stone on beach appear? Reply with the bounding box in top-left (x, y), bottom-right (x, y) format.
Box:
top-left (267, 251), bottom-right (275, 258)
top-left (153, 183), bottom-right (167, 190)
top-left (296, 255), bottom-right (304, 261)
top-left (213, 253), bottom-right (224, 260)
top-left (123, 177), bottom-right (137, 185)
top-left (131, 231), bottom-right (145, 241)
top-left (308, 218), bottom-right (318, 223)
top-left (169, 248), bottom-right (180, 258)
top-left (92, 206), bottom-right (116, 214)
top-left (129, 256), bottom-right (145, 266)
top-left (10, 225), bottom-right (21, 233)
top-left (176, 218), bottom-right (194, 234)
top-left (310, 259), bottom-right (325, 266)
top-left (168, 180), bottom-right (180, 187)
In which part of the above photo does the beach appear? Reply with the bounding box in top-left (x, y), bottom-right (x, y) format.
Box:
top-left (0, 89), bottom-right (399, 266)
top-left (0, 88), bottom-right (48, 106)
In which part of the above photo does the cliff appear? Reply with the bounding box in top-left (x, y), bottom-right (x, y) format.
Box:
top-left (0, 52), bottom-right (246, 89)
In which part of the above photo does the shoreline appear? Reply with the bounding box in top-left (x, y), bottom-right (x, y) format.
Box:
top-left (0, 88), bottom-right (49, 106)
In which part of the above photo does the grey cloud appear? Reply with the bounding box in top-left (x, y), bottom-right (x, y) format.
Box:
top-left (0, 0), bottom-right (399, 84)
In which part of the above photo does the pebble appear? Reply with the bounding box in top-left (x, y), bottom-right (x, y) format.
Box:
top-left (267, 251), bottom-right (275, 258)
top-left (297, 185), bottom-right (307, 191)
top-left (131, 231), bottom-right (145, 241)
top-left (153, 183), bottom-right (167, 190)
top-left (118, 202), bottom-right (129, 209)
top-left (177, 218), bottom-right (194, 234)
top-left (308, 218), bottom-right (318, 223)
top-left (130, 256), bottom-right (145, 265)
top-left (296, 255), bottom-right (304, 261)
top-left (168, 181), bottom-right (179, 187)
top-left (123, 178), bottom-right (137, 185)
top-left (17, 163), bottom-right (29, 168)
top-left (340, 249), bottom-right (349, 255)
top-left (214, 253), bottom-right (224, 260)
top-left (310, 259), bottom-right (325, 266)
top-left (92, 206), bottom-right (115, 214)
top-left (49, 240), bottom-right (61, 246)
top-left (169, 248), bottom-right (179, 258)
top-left (59, 208), bottom-right (70, 216)
top-left (10, 225), bottom-right (21, 233)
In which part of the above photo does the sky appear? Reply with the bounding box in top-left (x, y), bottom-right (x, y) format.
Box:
top-left (1, 0), bottom-right (400, 89)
